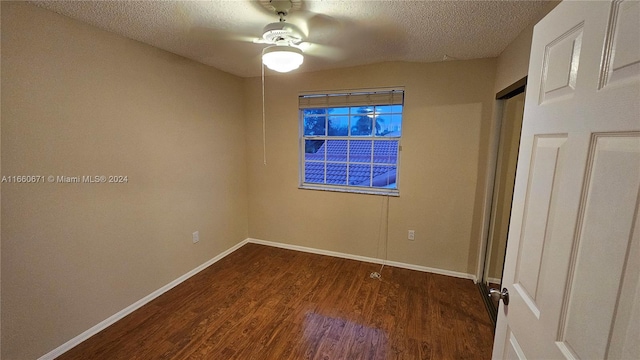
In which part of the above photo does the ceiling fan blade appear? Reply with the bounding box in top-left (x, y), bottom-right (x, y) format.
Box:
top-left (279, 9), bottom-right (343, 42)
top-left (322, 18), bottom-right (409, 60)
top-left (297, 42), bottom-right (345, 60)
top-left (174, 1), bottom-right (272, 44)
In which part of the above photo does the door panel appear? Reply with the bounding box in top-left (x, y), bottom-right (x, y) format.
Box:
top-left (558, 134), bottom-right (640, 359)
top-left (505, 328), bottom-right (527, 360)
top-left (513, 135), bottom-right (567, 319)
top-left (539, 24), bottom-right (583, 103)
top-left (493, 1), bottom-right (640, 359)
top-left (607, 206), bottom-right (640, 359)
top-left (601, 0), bottom-right (640, 86)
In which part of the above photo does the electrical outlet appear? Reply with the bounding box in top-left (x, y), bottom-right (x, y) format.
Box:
top-left (192, 231), bottom-right (199, 244)
top-left (408, 230), bottom-right (415, 241)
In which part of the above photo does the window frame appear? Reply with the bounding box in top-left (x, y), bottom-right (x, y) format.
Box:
top-left (298, 89), bottom-right (404, 196)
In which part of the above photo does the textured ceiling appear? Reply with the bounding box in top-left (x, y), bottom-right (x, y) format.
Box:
top-left (31, 0), bottom-right (552, 78)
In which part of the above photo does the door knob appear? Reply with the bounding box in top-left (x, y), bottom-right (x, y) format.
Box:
top-left (489, 287), bottom-right (510, 305)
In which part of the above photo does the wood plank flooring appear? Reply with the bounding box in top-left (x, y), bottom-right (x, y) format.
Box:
top-left (57, 243), bottom-right (494, 359)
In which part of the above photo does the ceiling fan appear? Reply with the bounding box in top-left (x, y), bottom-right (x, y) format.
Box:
top-left (175, 0), bottom-right (356, 75)
top-left (256, 0), bottom-right (307, 72)
top-left (243, 0), bottom-right (347, 73)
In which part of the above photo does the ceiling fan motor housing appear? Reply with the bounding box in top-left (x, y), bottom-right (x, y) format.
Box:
top-left (262, 22), bottom-right (303, 44)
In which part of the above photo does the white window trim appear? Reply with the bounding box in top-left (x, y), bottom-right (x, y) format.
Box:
top-left (298, 88), bottom-right (404, 196)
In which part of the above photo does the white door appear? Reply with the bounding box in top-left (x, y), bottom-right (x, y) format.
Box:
top-left (493, 0), bottom-right (640, 359)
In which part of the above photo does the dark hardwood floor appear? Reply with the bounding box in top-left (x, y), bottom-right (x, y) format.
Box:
top-left (57, 243), bottom-right (494, 359)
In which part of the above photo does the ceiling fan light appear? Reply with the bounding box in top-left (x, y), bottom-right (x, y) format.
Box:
top-left (262, 45), bottom-right (304, 73)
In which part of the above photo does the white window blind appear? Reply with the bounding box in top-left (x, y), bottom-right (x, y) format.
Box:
top-left (299, 89), bottom-right (404, 109)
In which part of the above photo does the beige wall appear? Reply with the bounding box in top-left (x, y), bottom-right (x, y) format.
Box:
top-left (494, 24), bottom-right (535, 93)
top-left (1, 3), bottom-right (248, 359)
top-left (245, 60), bottom-right (497, 276)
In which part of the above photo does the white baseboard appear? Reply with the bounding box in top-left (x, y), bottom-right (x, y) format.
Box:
top-left (40, 237), bottom-right (475, 359)
top-left (38, 239), bottom-right (249, 360)
top-left (487, 277), bottom-right (502, 285)
top-left (247, 238), bottom-right (476, 281)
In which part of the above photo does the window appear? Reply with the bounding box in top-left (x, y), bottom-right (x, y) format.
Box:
top-left (299, 89), bottom-right (404, 195)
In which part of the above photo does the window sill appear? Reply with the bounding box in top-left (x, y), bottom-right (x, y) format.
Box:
top-left (299, 184), bottom-right (400, 197)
